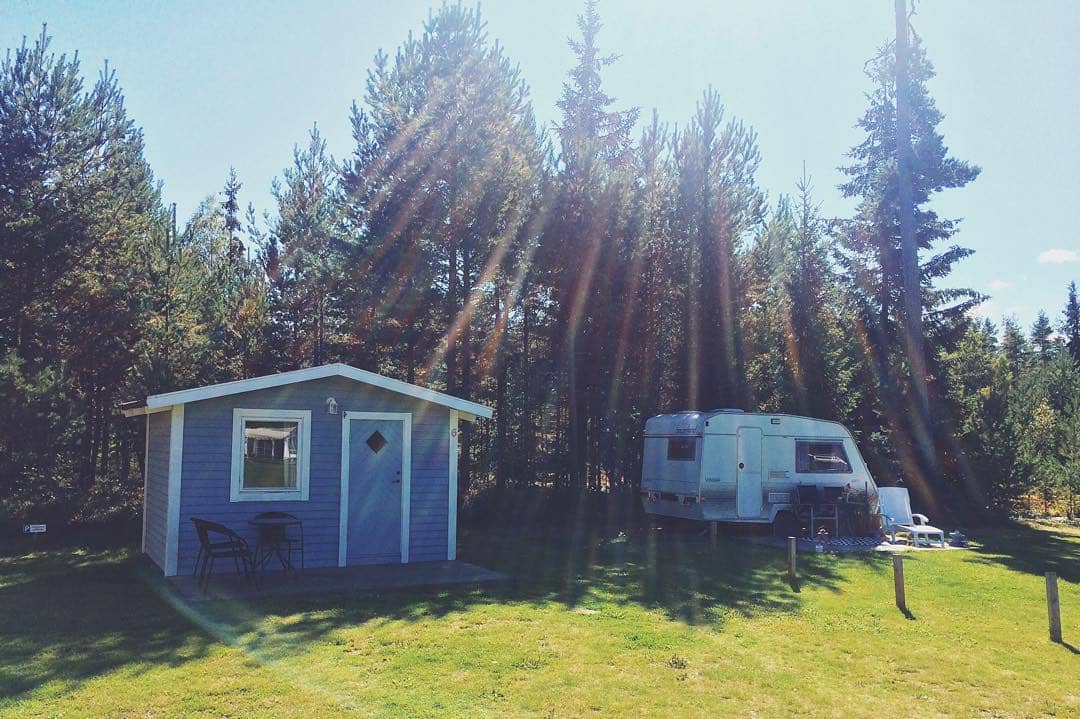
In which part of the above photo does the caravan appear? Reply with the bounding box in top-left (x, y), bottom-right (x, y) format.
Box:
top-left (640, 410), bottom-right (878, 535)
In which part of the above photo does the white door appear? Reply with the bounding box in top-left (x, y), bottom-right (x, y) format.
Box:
top-left (736, 427), bottom-right (763, 518)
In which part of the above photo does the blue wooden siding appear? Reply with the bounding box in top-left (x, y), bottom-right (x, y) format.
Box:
top-left (176, 376), bottom-right (451, 573)
top-left (144, 411), bottom-right (171, 570)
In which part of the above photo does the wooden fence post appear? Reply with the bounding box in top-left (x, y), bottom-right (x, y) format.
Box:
top-left (787, 536), bottom-right (797, 589)
top-left (1046, 572), bottom-right (1062, 643)
top-left (893, 555), bottom-right (906, 612)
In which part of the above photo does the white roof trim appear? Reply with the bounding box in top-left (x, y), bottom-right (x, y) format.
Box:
top-left (142, 363), bottom-right (493, 420)
top-left (120, 404), bottom-right (171, 418)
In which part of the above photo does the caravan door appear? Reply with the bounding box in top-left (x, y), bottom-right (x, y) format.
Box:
top-left (736, 427), bottom-right (763, 518)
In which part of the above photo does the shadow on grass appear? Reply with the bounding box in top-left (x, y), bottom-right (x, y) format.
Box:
top-left (966, 521), bottom-right (1080, 583)
top-left (0, 523), bottom-right (853, 702)
top-left (1056, 640), bottom-right (1080, 655)
top-left (0, 550), bottom-right (214, 703)
top-left (182, 522), bottom-right (851, 662)
top-left (462, 523), bottom-right (848, 624)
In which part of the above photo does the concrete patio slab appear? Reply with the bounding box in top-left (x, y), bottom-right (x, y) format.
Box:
top-left (168, 560), bottom-right (507, 602)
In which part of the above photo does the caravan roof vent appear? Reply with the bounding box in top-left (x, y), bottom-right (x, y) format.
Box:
top-left (710, 408), bottom-right (745, 413)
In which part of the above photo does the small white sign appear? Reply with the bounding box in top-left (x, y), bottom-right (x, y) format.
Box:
top-left (23, 523), bottom-right (46, 534)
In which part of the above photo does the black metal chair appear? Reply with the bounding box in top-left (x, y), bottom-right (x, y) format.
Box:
top-left (252, 511), bottom-right (304, 574)
top-left (794, 484), bottom-right (840, 538)
top-left (191, 518), bottom-right (258, 591)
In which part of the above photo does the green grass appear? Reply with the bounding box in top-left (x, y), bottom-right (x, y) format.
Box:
top-left (1, 522), bottom-right (1077, 718)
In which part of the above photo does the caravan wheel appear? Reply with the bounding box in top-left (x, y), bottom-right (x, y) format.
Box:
top-left (772, 511), bottom-right (799, 538)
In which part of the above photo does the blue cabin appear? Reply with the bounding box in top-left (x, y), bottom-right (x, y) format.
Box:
top-left (122, 363), bottom-right (492, 576)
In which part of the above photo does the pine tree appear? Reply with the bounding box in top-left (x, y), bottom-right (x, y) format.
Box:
top-left (744, 197), bottom-right (797, 411)
top-left (178, 188), bottom-right (267, 383)
top-left (543, 0), bottom-right (638, 489)
top-left (674, 88), bottom-right (764, 412)
top-left (340, 2), bottom-right (540, 491)
top-left (0, 29), bottom-right (160, 517)
top-left (941, 325), bottom-right (1018, 511)
top-left (786, 173), bottom-right (842, 418)
top-left (267, 125), bottom-right (340, 368)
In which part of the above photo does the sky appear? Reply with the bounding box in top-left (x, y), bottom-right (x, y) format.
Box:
top-left (3, 0), bottom-right (1079, 329)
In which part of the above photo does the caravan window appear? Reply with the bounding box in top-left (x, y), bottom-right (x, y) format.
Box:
top-left (795, 440), bottom-right (851, 474)
top-left (666, 437), bottom-right (697, 461)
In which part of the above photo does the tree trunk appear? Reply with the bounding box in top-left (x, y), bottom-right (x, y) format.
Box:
top-left (459, 244), bottom-right (473, 494)
top-left (406, 335), bottom-right (416, 385)
top-left (315, 292), bottom-right (325, 365)
top-left (568, 342), bottom-right (588, 490)
top-left (521, 294), bottom-right (533, 482)
top-left (895, 0), bottom-right (934, 482)
top-left (494, 292), bottom-right (508, 491)
top-left (446, 232), bottom-right (459, 395)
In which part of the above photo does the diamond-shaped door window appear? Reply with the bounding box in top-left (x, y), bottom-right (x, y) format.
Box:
top-left (366, 430), bottom-right (387, 454)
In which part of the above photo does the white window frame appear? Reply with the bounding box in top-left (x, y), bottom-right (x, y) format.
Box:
top-left (231, 408), bottom-right (311, 502)
top-left (794, 438), bottom-right (853, 475)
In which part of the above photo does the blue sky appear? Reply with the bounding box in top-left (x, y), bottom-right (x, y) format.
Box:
top-left (3, 0), bottom-right (1078, 329)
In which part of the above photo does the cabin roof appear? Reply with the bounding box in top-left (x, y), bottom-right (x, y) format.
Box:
top-left (120, 363), bottom-right (493, 421)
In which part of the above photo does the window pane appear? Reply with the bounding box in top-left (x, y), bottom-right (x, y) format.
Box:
top-left (795, 440), bottom-right (851, 474)
top-left (667, 437), bottom-right (697, 461)
top-left (366, 430), bottom-right (387, 454)
top-left (242, 420), bottom-right (299, 489)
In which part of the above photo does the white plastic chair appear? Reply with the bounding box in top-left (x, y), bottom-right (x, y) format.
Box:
top-left (877, 487), bottom-right (946, 547)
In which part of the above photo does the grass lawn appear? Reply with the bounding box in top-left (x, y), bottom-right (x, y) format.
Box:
top-left (0, 522), bottom-right (1077, 718)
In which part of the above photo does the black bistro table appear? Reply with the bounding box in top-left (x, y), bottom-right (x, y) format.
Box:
top-left (249, 513), bottom-right (303, 575)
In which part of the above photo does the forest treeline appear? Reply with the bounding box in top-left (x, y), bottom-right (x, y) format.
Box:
top-left (2, 2), bottom-right (1079, 529)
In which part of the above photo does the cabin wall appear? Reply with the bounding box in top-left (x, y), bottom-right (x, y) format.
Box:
top-left (143, 410), bottom-right (171, 570)
top-left (175, 377), bottom-right (451, 574)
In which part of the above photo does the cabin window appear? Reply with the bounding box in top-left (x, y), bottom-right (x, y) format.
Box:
top-left (795, 440), bottom-right (851, 474)
top-left (231, 409), bottom-right (311, 501)
top-left (666, 436), bottom-right (697, 461)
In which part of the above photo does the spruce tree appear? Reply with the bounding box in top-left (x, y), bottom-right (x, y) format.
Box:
top-left (222, 167), bottom-right (245, 266)
top-left (1061, 281), bottom-right (1080, 363)
top-left (1031, 310), bottom-right (1054, 362)
top-left (836, 32), bottom-right (980, 502)
top-left (1000, 316), bottom-right (1029, 378)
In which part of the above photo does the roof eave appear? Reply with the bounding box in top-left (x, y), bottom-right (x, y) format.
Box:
top-left (119, 403), bottom-right (173, 418)
top-left (142, 363), bottom-right (493, 420)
